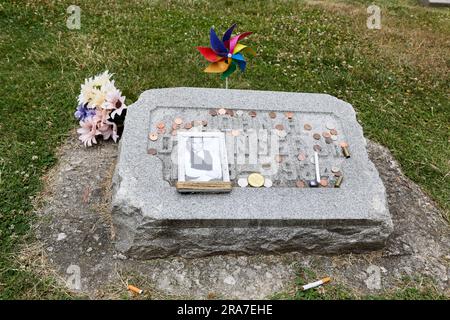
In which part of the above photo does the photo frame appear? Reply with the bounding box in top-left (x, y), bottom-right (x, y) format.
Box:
top-left (176, 132), bottom-right (231, 193)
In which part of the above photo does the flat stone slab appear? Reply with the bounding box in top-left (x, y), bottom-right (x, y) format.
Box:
top-left (112, 88), bottom-right (393, 258)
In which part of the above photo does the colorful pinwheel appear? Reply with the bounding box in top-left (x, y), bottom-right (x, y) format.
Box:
top-left (197, 23), bottom-right (255, 79)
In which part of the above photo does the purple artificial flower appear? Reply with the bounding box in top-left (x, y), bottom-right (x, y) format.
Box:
top-left (75, 103), bottom-right (97, 121)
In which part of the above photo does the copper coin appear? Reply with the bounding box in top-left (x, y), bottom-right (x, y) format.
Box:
top-left (285, 111), bottom-right (294, 119)
top-left (174, 117), bottom-right (183, 125)
top-left (330, 129), bottom-right (338, 135)
top-left (149, 133), bottom-right (158, 141)
top-left (322, 131), bottom-right (331, 138)
top-left (226, 109), bottom-right (235, 117)
top-left (320, 178), bottom-right (329, 187)
top-left (147, 148), bottom-right (157, 155)
top-left (209, 109), bottom-right (218, 116)
top-left (269, 112), bottom-right (277, 119)
top-left (313, 144), bottom-right (322, 152)
top-left (184, 122), bottom-right (193, 129)
top-left (249, 111), bottom-right (257, 117)
top-left (325, 137), bottom-right (333, 144)
top-left (218, 108), bottom-right (227, 115)
top-left (331, 166), bottom-right (340, 173)
top-left (304, 123), bottom-right (312, 131)
top-left (157, 128), bottom-right (166, 134)
top-left (231, 130), bottom-right (240, 136)
top-left (296, 180), bottom-right (305, 188)
top-left (275, 124), bottom-right (284, 131)
top-left (171, 130), bottom-right (177, 136)
top-left (313, 133), bottom-right (321, 140)
top-left (275, 155), bottom-right (283, 163)
top-left (202, 120), bottom-right (208, 127)
top-left (156, 122), bottom-right (165, 129)
top-left (297, 152), bottom-right (306, 161)
top-left (172, 123), bottom-right (179, 130)
top-left (340, 142), bottom-right (349, 148)
top-left (334, 171), bottom-right (342, 177)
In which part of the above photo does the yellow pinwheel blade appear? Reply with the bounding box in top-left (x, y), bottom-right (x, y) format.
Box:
top-left (204, 59), bottom-right (231, 73)
top-left (233, 44), bottom-right (256, 56)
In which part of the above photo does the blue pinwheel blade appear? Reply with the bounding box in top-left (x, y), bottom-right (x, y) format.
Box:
top-left (222, 23), bottom-right (237, 43)
top-left (236, 58), bottom-right (246, 72)
top-left (210, 28), bottom-right (227, 55)
top-left (232, 53), bottom-right (245, 61)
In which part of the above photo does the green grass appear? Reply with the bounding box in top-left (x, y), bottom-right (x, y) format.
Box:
top-left (0, 0), bottom-right (448, 299)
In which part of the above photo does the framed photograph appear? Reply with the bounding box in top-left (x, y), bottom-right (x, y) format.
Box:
top-left (176, 132), bottom-right (231, 193)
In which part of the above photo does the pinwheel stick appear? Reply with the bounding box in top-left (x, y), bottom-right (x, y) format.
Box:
top-left (225, 78), bottom-right (228, 89)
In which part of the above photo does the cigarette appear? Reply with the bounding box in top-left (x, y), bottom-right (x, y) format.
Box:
top-left (127, 284), bottom-right (143, 295)
top-left (301, 277), bottom-right (331, 291)
top-left (314, 151), bottom-right (320, 183)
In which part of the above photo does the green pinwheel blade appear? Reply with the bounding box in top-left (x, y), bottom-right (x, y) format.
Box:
top-left (221, 61), bottom-right (237, 79)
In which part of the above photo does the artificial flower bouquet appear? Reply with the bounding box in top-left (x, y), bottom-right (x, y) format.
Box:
top-left (75, 71), bottom-right (127, 147)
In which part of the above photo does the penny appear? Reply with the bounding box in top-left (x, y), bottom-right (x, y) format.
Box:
top-left (149, 133), bottom-right (158, 141)
top-left (184, 122), bottom-right (193, 129)
top-left (326, 121), bottom-right (336, 130)
top-left (313, 133), bottom-right (321, 140)
top-left (275, 124), bottom-right (284, 131)
top-left (325, 137), bottom-right (333, 144)
top-left (156, 122), bottom-right (165, 129)
top-left (157, 128), bottom-right (166, 134)
top-left (231, 129), bottom-right (240, 136)
top-left (297, 152), bottom-right (306, 161)
top-left (238, 178), bottom-right (248, 188)
top-left (249, 111), bottom-right (257, 117)
top-left (147, 148), bottom-right (157, 155)
top-left (174, 117), bottom-right (183, 125)
top-left (330, 129), bottom-right (338, 135)
top-left (172, 123), bottom-right (179, 130)
top-left (269, 112), bottom-right (277, 119)
top-left (218, 108), bottom-right (227, 115)
top-left (334, 171), bottom-right (342, 177)
top-left (275, 155), bottom-right (283, 163)
top-left (331, 166), bottom-right (340, 173)
top-left (340, 141), bottom-right (349, 148)
top-left (226, 109), bottom-right (235, 117)
top-left (202, 120), bottom-right (208, 127)
top-left (264, 178), bottom-right (273, 188)
top-left (296, 180), bottom-right (305, 188)
top-left (248, 173), bottom-right (265, 188)
top-left (320, 178), bottom-right (329, 187)
top-left (313, 144), bottom-right (322, 152)
top-left (209, 109), bottom-right (218, 116)
top-left (285, 111), bottom-right (294, 119)
top-left (322, 131), bottom-right (331, 138)
top-left (304, 123), bottom-right (312, 131)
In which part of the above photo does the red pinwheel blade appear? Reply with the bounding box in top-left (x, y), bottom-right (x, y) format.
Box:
top-left (197, 47), bottom-right (221, 62)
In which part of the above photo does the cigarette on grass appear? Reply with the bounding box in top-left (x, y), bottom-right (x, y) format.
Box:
top-left (301, 277), bottom-right (331, 291)
top-left (127, 284), bottom-right (143, 294)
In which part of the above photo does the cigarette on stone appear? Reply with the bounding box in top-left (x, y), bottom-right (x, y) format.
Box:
top-left (127, 284), bottom-right (143, 295)
top-left (301, 277), bottom-right (331, 291)
top-left (314, 151), bottom-right (320, 183)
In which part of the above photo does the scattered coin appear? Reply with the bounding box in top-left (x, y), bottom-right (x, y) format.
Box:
top-left (238, 178), bottom-right (248, 188)
top-left (322, 131), bottom-right (331, 138)
top-left (340, 141), bottom-right (349, 148)
top-left (209, 109), bottom-right (218, 116)
top-left (309, 180), bottom-right (319, 188)
top-left (313, 144), bottom-right (322, 152)
top-left (269, 111), bottom-right (277, 119)
top-left (248, 173), bottom-right (265, 188)
top-left (331, 135), bottom-right (338, 141)
top-left (297, 152), bottom-right (306, 161)
top-left (235, 110), bottom-right (244, 117)
top-left (172, 123), bottom-right (179, 130)
top-left (296, 180), bottom-right (305, 188)
top-left (149, 133), bottom-right (158, 141)
top-left (174, 117), bottom-right (183, 125)
top-left (231, 129), bottom-right (240, 136)
top-left (249, 111), bottom-right (257, 117)
top-left (334, 171), bottom-right (342, 177)
top-left (330, 129), bottom-right (338, 136)
top-left (156, 122), bottom-right (165, 129)
top-left (226, 109), bottom-right (235, 117)
top-left (304, 123), bottom-right (312, 131)
top-left (326, 121), bottom-right (336, 130)
top-left (264, 178), bottom-right (273, 188)
top-left (202, 120), bottom-right (208, 127)
top-left (331, 166), bottom-right (340, 173)
top-left (313, 133), bottom-right (321, 140)
top-left (275, 129), bottom-right (287, 138)
top-left (320, 178), bottom-right (329, 187)
top-left (184, 122), bottom-right (193, 129)
top-left (325, 137), bottom-right (333, 144)
top-left (218, 108), bottom-right (227, 115)
top-left (285, 111), bottom-right (294, 119)
top-left (275, 124), bottom-right (284, 131)
top-left (147, 148), bottom-right (157, 155)
top-left (171, 130), bottom-right (177, 136)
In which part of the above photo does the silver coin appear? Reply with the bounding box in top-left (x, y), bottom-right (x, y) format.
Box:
top-left (276, 129), bottom-right (287, 138)
top-left (331, 166), bottom-right (340, 173)
top-left (237, 178), bottom-right (248, 188)
top-left (264, 178), bottom-right (273, 188)
top-left (326, 121), bottom-right (336, 130)
top-left (331, 135), bottom-right (338, 141)
top-left (235, 110), bottom-right (244, 116)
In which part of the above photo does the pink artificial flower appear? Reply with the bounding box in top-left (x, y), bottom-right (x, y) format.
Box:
top-left (103, 88), bottom-right (126, 118)
top-left (98, 120), bottom-right (119, 142)
top-left (77, 117), bottom-right (100, 147)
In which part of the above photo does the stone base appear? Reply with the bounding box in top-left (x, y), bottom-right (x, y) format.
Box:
top-left (112, 88), bottom-right (393, 259)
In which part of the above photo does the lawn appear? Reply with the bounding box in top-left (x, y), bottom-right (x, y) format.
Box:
top-left (0, 0), bottom-right (448, 299)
